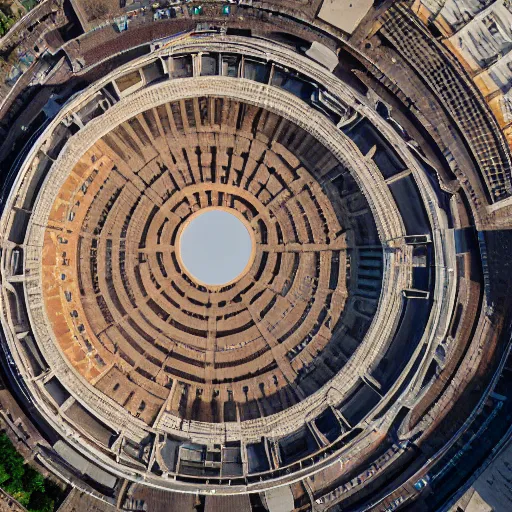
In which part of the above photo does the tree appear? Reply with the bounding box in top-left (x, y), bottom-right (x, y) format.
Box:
top-left (22, 467), bottom-right (45, 494)
top-left (0, 464), bottom-right (9, 485)
top-left (0, 433), bottom-right (63, 511)
top-left (27, 490), bottom-right (54, 512)
top-left (0, 435), bottom-right (25, 494)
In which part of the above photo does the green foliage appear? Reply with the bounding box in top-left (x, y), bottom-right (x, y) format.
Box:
top-left (0, 433), bottom-right (63, 511)
top-left (23, 467), bottom-right (45, 493)
top-left (0, 8), bottom-right (16, 37)
top-left (0, 464), bottom-right (10, 485)
top-left (9, 489), bottom-right (31, 507)
top-left (22, 0), bottom-right (37, 12)
top-left (28, 490), bottom-right (55, 512)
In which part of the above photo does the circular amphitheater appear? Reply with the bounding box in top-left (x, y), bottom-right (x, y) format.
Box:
top-left (41, 90), bottom-right (354, 424)
top-left (0, 37), bottom-right (437, 489)
top-left (0, 10), bottom-right (511, 511)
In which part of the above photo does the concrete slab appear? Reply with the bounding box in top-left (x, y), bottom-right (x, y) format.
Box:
top-left (264, 485), bottom-right (295, 512)
top-left (317, 0), bottom-right (373, 34)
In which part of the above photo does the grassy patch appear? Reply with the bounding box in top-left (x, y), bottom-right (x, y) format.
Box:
top-left (22, 0), bottom-right (38, 12)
